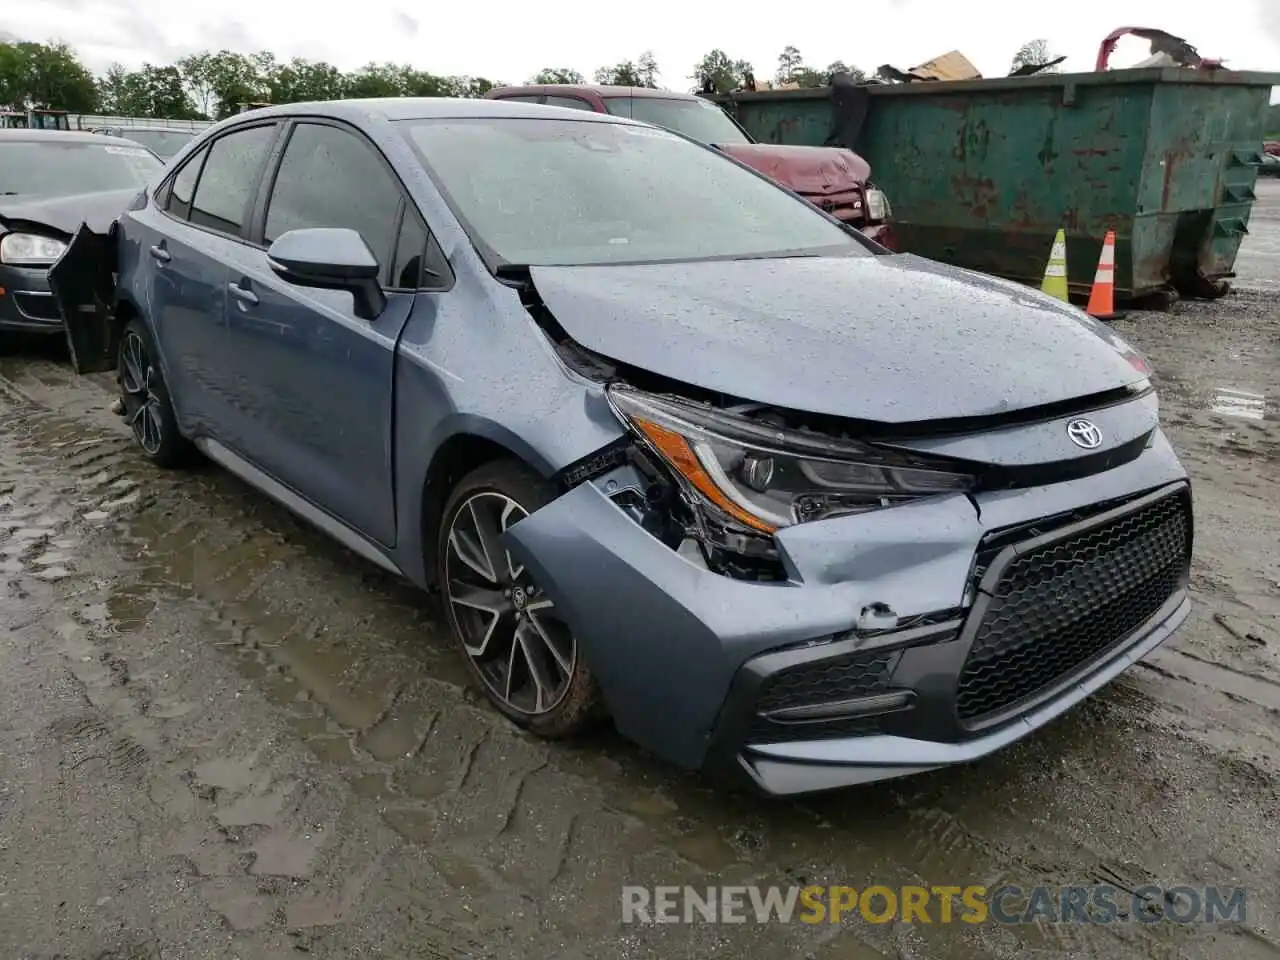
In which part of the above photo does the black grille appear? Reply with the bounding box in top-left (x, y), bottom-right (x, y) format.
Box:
top-left (747, 650), bottom-right (896, 743)
top-left (956, 490), bottom-right (1191, 725)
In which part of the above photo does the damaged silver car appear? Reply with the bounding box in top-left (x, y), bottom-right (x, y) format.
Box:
top-left (49, 98), bottom-right (1193, 796)
top-left (0, 129), bottom-right (161, 349)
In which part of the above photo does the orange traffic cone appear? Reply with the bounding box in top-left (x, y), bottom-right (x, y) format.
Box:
top-left (1086, 231), bottom-right (1124, 321)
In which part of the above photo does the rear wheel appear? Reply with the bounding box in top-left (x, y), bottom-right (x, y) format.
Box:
top-left (436, 459), bottom-right (601, 738)
top-left (117, 318), bottom-right (193, 468)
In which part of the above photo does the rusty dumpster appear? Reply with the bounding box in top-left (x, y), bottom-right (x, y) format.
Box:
top-left (711, 68), bottom-right (1280, 300)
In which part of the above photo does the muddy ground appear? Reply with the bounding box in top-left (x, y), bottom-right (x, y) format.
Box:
top-left (1, 209), bottom-right (1278, 959)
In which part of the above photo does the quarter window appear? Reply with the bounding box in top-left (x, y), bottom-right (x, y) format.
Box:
top-left (165, 145), bottom-right (208, 220)
top-left (188, 125), bottom-right (276, 236)
top-left (391, 213), bottom-right (427, 289)
top-left (264, 123), bottom-right (401, 278)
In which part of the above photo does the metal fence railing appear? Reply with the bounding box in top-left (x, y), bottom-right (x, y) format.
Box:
top-left (68, 115), bottom-right (216, 133)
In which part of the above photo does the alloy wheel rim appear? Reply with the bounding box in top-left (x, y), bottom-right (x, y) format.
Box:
top-left (444, 491), bottom-right (576, 715)
top-left (119, 331), bottom-right (164, 456)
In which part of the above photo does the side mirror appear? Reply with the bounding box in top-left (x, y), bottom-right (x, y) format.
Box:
top-left (267, 227), bottom-right (386, 320)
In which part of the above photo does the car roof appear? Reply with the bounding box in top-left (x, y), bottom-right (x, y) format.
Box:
top-left (225, 96), bottom-right (639, 126)
top-left (0, 129), bottom-right (148, 147)
top-left (489, 84), bottom-right (701, 101)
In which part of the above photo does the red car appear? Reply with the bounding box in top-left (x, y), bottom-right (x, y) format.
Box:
top-left (484, 84), bottom-right (894, 248)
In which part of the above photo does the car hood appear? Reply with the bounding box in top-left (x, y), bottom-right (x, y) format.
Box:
top-left (528, 254), bottom-right (1148, 425)
top-left (0, 188), bottom-right (138, 238)
top-left (715, 143), bottom-right (871, 194)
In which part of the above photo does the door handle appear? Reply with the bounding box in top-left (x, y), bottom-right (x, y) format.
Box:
top-left (148, 245), bottom-right (171, 263)
top-left (227, 282), bottom-right (259, 307)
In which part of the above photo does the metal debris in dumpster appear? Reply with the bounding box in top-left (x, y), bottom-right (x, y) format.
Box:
top-left (711, 68), bottom-right (1280, 301)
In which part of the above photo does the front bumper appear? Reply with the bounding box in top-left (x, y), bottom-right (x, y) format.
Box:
top-left (0, 264), bottom-right (63, 334)
top-left (505, 429), bottom-right (1192, 796)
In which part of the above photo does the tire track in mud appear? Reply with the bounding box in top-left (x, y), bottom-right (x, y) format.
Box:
top-left (3, 361), bottom-right (1280, 958)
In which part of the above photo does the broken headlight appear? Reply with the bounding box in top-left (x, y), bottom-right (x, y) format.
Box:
top-left (0, 232), bottom-right (68, 266)
top-left (607, 385), bottom-right (974, 536)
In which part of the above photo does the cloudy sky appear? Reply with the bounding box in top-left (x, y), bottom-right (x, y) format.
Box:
top-left (6, 0), bottom-right (1280, 95)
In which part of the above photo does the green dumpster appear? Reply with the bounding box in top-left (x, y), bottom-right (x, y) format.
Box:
top-left (712, 68), bottom-right (1280, 300)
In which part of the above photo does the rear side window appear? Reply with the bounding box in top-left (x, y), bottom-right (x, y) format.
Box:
top-left (264, 122), bottom-right (402, 278)
top-left (165, 145), bottom-right (208, 220)
top-left (543, 96), bottom-right (595, 112)
top-left (189, 124), bottom-right (276, 236)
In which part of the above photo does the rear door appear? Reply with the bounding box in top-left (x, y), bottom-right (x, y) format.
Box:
top-left (138, 122), bottom-right (279, 435)
top-left (215, 119), bottom-right (427, 545)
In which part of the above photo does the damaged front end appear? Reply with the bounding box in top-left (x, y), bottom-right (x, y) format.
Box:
top-left (498, 269), bottom-right (1193, 795)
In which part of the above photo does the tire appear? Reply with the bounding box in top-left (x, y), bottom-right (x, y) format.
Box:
top-left (436, 458), bottom-right (602, 738)
top-left (116, 318), bottom-right (194, 468)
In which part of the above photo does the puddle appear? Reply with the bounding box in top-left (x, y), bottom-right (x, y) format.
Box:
top-left (1211, 386), bottom-right (1268, 421)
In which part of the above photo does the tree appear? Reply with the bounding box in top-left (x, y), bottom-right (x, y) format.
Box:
top-left (452, 76), bottom-right (497, 98)
top-left (263, 57), bottom-right (347, 104)
top-left (594, 60), bottom-right (640, 86)
top-left (593, 53), bottom-right (659, 88)
top-left (177, 50), bottom-right (265, 118)
top-left (635, 51), bottom-right (659, 88)
top-left (344, 62), bottom-right (410, 98)
top-left (0, 40), bottom-right (98, 112)
top-left (776, 45), bottom-right (804, 85)
top-left (791, 67), bottom-right (826, 88)
top-left (1010, 39), bottom-right (1060, 74)
top-left (691, 49), bottom-right (754, 95)
top-left (98, 63), bottom-right (198, 118)
top-left (531, 67), bottom-right (584, 85)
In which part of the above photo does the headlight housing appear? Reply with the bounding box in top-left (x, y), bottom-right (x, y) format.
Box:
top-left (0, 232), bottom-right (68, 266)
top-left (865, 187), bottom-right (891, 222)
top-left (607, 385), bottom-right (974, 535)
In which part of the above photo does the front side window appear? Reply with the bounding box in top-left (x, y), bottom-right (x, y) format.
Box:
top-left (603, 96), bottom-right (750, 145)
top-left (264, 123), bottom-right (401, 276)
top-left (402, 117), bottom-right (863, 268)
top-left (189, 124), bottom-right (277, 236)
top-left (0, 140), bottom-right (163, 198)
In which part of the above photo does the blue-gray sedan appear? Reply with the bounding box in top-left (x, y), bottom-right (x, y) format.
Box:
top-left (49, 97), bottom-right (1193, 796)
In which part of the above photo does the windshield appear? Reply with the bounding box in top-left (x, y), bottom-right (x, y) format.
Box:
top-left (0, 141), bottom-right (162, 197)
top-left (116, 129), bottom-right (193, 159)
top-left (603, 96), bottom-right (751, 145)
top-left (402, 117), bottom-right (863, 267)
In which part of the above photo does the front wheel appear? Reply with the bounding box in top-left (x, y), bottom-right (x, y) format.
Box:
top-left (117, 318), bottom-right (193, 468)
top-left (436, 459), bottom-right (602, 738)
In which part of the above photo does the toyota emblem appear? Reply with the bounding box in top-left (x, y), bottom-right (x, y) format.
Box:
top-left (1066, 418), bottom-right (1103, 449)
